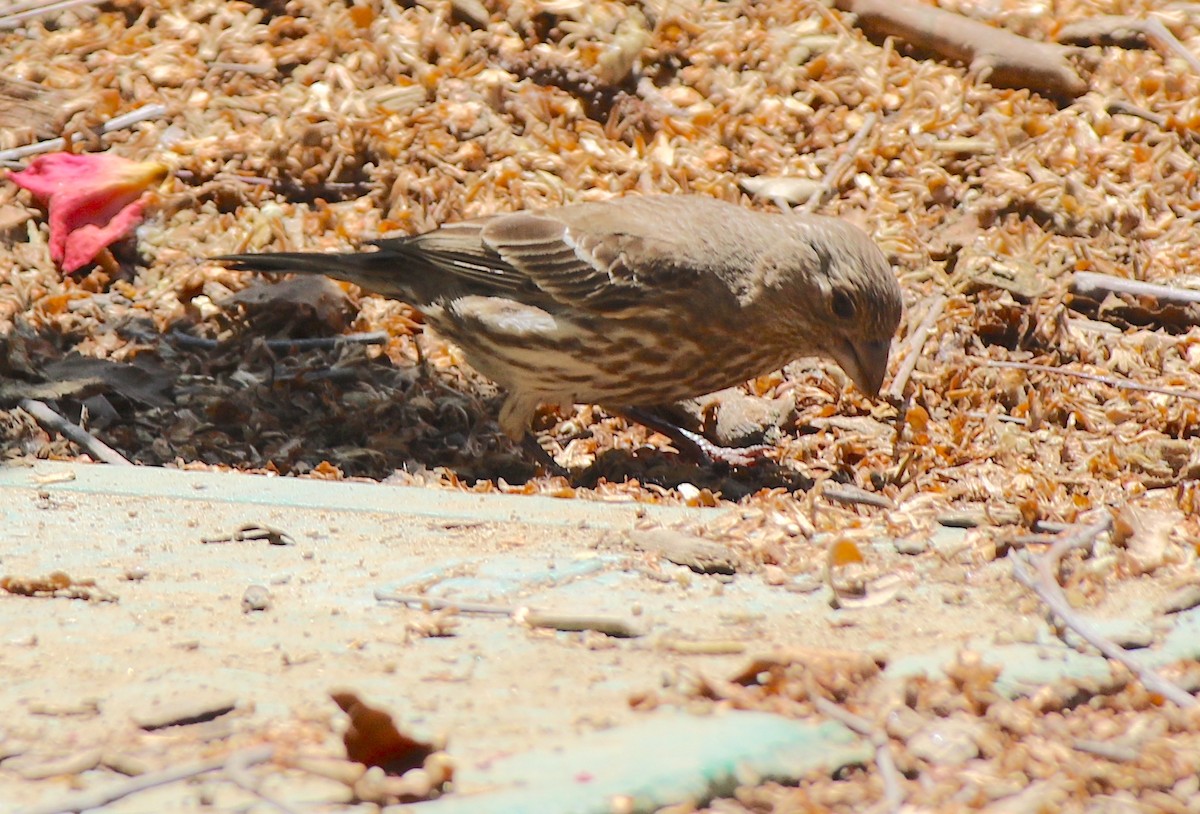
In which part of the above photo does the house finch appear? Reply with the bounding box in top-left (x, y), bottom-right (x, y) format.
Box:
top-left (219, 195), bottom-right (903, 465)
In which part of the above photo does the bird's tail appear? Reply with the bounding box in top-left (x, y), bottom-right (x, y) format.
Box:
top-left (217, 251), bottom-right (364, 280)
top-left (216, 250), bottom-right (415, 299)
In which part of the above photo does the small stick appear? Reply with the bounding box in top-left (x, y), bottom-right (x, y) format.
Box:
top-left (1143, 17), bottom-right (1200, 76)
top-left (521, 611), bottom-right (642, 638)
top-left (15, 746), bottom-right (275, 814)
top-left (374, 591), bottom-right (641, 637)
top-left (225, 748), bottom-right (303, 814)
top-left (1071, 270), bottom-right (1200, 306)
top-left (832, 0), bottom-right (1088, 98)
top-left (167, 330), bottom-right (389, 352)
top-left (982, 360), bottom-right (1200, 403)
top-left (374, 591), bottom-right (512, 615)
top-left (0, 103), bottom-right (168, 163)
top-left (1106, 101), bottom-right (1166, 127)
top-left (0, 0), bottom-right (101, 29)
top-left (965, 410), bottom-right (1027, 425)
top-left (1008, 515), bottom-right (1197, 709)
top-left (884, 294), bottom-right (947, 402)
top-left (821, 483), bottom-right (894, 510)
top-left (19, 399), bottom-right (132, 466)
top-left (810, 694), bottom-right (904, 814)
top-left (802, 112), bottom-right (879, 213)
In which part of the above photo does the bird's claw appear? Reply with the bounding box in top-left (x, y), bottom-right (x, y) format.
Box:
top-left (671, 427), bottom-right (772, 468)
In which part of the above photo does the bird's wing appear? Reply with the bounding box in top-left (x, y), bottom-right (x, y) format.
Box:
top-left (479, 209), bottom-right (706, 315)
top-left (372, 207), bottom-right (710, 315)
top-left (371, 220), bottom-right (534, 297)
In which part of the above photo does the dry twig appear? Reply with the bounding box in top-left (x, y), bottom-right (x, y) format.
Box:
top-left (15, 745), bottom-right (275, 814)
top-left (810, 693), bottom-right (904, 814)
top-left (0, 103), bottom-right (168, 164)
top-left (374, 591), bottom-right (512, 615)
top-left (1071, 271), bottom-right (1200, 306)
top-left (982, 360), bottom-right (1200, 403)
top-left (374, 590), bottom-right (641, 636)
top-left (225, 748), bottom-right (303, 814)
top-left (821, 483), bottom-right (894, 510)
top-left (802, 112), bottom-right (878, 214)
top-left (0, 0), bottom-right (103, 30)
top-left (1058, 15), bottom-right (1200, 75)
top-left (885, 294), bottom-right (946, 402)
top-left (1142, 17), bottom-right (1200, 75)
top-left (832, 0), bottom-right (1088, 97)
top-left (1008, 515), bottom-right (1197, 709)
top-left (18, 399), bottom-right (132, 466)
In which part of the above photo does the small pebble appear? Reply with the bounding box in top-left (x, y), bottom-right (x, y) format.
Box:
top-left (241, 584), bottom-right (272, 612)
top-left (894, 537), bottom-right (929, 555)
top-left (907, 719), bottom-right (981, 766)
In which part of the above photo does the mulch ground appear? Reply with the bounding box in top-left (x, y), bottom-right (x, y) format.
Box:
top-left (4, 0), bottom-right (1200, 810)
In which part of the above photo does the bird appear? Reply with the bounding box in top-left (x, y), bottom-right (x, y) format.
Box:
top-left (218, 194), bottom-right (903, 468)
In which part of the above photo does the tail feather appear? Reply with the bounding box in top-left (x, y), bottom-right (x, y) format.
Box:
top-left (217, 251), bottom-right (361, 279)
top-left (216, 250), bottom-right (421, 301)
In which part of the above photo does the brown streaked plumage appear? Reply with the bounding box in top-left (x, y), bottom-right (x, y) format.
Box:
top-left (219, 194), bottom-right (903, 463)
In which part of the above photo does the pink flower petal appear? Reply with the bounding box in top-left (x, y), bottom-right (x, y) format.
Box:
top-left (6, 152), bottom-right (167, 273)
top-left (60, 200), bottom-right (148, 273)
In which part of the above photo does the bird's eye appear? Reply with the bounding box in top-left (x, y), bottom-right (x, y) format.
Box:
top-left (831, 290), bottom-right (856, 320)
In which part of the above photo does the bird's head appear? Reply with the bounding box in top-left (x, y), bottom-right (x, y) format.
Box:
top-left (789, 218), bottom-right (904, 399)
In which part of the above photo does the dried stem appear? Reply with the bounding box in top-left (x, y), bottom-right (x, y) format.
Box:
top-left (374, 590), bottom-right (513, 615)
top-left (0, 103), bottom-right (168, 163)
top-left (1071, 270), bottom-right (1200, 306)
top-left (802, 112), bottom-right (878, 214)
top-left (832, 0), bottom-right (1088, 97)
top-left (19, 398), bottom-right (132, 466)
top-left (885, 294), bottom-right (947, 402)
top-left (982, 359), bottom-right (1200, 403)
top-left (0, 0), bottom-right (102, 30)
top-left (810, 693), bottom-right (904, 814)
top-left (373, 590), bottom-right (641, 636)
top-left (1008, 515), bottom-right (1197, 709)
top-left (15, 746), bottom-right (275, 814)
top-left (1143, 17), bottom-right (1200, 76)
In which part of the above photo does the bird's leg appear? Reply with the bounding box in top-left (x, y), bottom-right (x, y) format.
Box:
top-left (411, 331), bottom-right (432, 381)
top-left (615, 407), bottom-right (772, 468)
top-left (521, 435), bottom-right (569, 478)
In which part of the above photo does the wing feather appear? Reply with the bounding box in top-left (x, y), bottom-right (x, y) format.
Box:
top-left (370, 197), bottom-right (749, 315)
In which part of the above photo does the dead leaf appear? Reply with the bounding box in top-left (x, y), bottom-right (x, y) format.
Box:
top-left (1, 571), bottom-right (117, 602)
top-left (228, 277), bottom-right (355, 335)
top-left (38, 354), bottom-right (171, 407)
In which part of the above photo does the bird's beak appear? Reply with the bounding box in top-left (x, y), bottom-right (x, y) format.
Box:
top-left (830, 337), bottom-right (893, 399)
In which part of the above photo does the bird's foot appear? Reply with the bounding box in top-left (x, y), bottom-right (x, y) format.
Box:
top-left (617, 407), bottom-right (773, 469)
top-left (672, 428), bottom-right (773, 468)
top-left (521, 435), bottom-right (570, 478)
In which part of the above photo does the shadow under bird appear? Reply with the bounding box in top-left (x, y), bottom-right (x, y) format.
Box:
top-left (218, 194), bottom-right (903, 468)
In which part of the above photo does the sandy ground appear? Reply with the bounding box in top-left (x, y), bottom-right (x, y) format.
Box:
top-left (4, 462), bottom-right (1200, 813)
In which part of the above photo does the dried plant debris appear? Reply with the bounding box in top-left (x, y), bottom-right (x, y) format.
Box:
top-left (662, 646), bottom-right (1200, 813)
top-left (1, 571), bottom-right (116, 602)
top-left (0, 77), bottom-right (75, 141)
top-left (0, 0), bottom-right (1193, 513)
